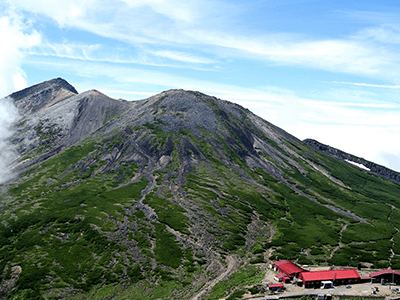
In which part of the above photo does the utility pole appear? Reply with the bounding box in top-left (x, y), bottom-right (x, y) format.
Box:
top-left (390, 270), bottom-right (394, 290)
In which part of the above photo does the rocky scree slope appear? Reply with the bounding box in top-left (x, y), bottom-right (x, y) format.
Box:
top-left (1, 79), bottom-right (400, 300)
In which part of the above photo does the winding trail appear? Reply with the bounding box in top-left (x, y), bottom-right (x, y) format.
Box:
top-left (190, 255), bottom-right (237, 300)
top-left (329, 221), bottom-right (348, 259)
top-left (387, 205), bottom-right (399, 267)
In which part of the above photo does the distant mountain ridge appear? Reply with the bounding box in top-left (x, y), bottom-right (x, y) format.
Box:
top-left (1, 78), bottom-right (400, 300)
top-left (304, 139), bottom-right (400, 184)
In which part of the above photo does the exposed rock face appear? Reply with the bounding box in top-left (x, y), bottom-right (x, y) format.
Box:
top-left (11, 78), bottom-right (78, 115)
top-left (61, 90), bottom-right (130, 145)
top-left (304, 139), bottom-right (400, 184)
top-left (0, 266), bottom-right (21, 296)
top-left (11, 81), bottom-right (131, 173)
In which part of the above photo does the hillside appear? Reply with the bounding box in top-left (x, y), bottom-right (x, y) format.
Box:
top-left (1, 78), bottom-right (400, 300)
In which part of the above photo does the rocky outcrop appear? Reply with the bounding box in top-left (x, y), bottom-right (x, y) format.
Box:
top-left (10, 85), bottom-right (131, 173)
top-left (0, 266), bottom-right (21, 296)
top-left (61, 90), bottom-right (130, 145)
top-left (11, 78), bottom-right (78, 115)
top-left (304, 139), bottom-right (400, 184)
top-left (10, 78), bottom-right (77, 100)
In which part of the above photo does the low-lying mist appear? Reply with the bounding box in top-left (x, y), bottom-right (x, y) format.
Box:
top-left (0, 97), bottom-right (20, 184)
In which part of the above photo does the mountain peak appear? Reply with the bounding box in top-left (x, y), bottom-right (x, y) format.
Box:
top-left (10, 78), bottom-right (78, 101)
top-left (10, 78), bottom-right (78, 115)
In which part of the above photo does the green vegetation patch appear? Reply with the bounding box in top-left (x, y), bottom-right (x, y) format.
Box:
top-left (153, 223), bottom-right (183, 269)
top-left (143, 193), bottom-right (190, 234)
top-left (205, 265), bottom-right (263, 300)
top-left (0, 169), bottom-right (150, 297)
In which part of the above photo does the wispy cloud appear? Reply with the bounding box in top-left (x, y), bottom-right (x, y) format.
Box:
top-left (10, 0), bottom-right (400, 81)
top-left (342, 10), bottom-right (400, 27)
top-left (119, 0), bottom-right (205, 25)
top-left (147, 50), bottom-right (216, 64)
top-left (29, 41), bottom-right (102, 61)
top-left (28, 41), bottom-right (219, 71)
top-left (332, 81), bottom-right (400, 89)
top-left (358, 24), bottom-right (400, 45)
top-left (196, 30), bottom-right (400, 79)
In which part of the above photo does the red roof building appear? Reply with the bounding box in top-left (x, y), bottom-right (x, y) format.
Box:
top-left (270, 260), bottom-right (305, 278)
top-left (360, 276), bottom-right (371, 282)
top-left (370, 269), bottom-right (400, 277)
top-left (274, 272), bottom-right (290, 283)
top-left (299, 269), bottom-right (361, 288)
top-left (370, 269), bottom-right (400, 284)
top-left (269, 283), bottom-right (284, 288)
top-left (268, 283), bottom-right (284, 291)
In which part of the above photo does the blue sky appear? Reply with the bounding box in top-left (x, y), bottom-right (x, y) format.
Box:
top-left (1, 0), bottom-right (400, 171)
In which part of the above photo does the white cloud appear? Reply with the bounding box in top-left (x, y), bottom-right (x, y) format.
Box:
top-left (31, 41), bottom-right (101, 61)
top-left (332, 81), bottom-right (400, 89)
top-left (8, 0), bottom-right (400, 82)
top-left (148, 50), bottom-right (216, 64)
top-left (8, 0), bottom-right (204, 43)
top-left (195, 30), bottom-right (399, 79)
top-left (8, 0), bottom-right (97, 28)
top-left (0, 97), bottom-right (21, 184)
top-left (359, 24), bottom-right (400, 45)
top-left (28, 41), bottom-right (219, 72)
top-left (0, 10), bottom-right (41, 97)
top-left (119, 0), bottom-right (203, 24)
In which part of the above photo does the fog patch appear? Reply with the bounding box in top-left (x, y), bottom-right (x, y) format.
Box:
top-left (0, 97), bottom-right (20, 184)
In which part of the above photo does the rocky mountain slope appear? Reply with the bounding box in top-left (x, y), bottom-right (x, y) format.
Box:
top-left (1, 78), bottom-right (400, 300)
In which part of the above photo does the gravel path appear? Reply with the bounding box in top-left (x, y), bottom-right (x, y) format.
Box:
top-left (190, 255), bottom-right (237, 300)
top-left (247, 282), bottom-right (400, 300)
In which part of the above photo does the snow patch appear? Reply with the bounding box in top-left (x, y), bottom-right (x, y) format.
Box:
top-left (345, 159), bottom-right (370, 171)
